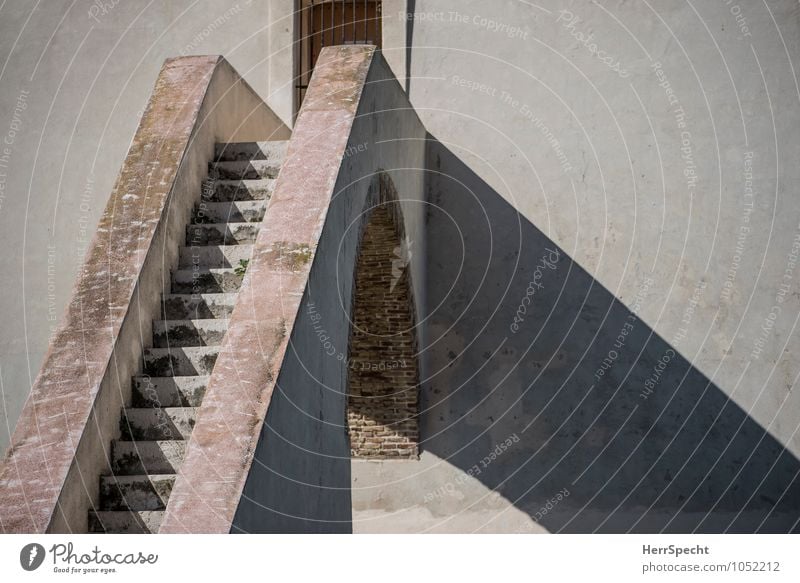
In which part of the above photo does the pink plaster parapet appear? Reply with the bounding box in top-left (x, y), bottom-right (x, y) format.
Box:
top-left (0, 56), bottom-right (218, 533)
top-left (159, 46), bottom-right (376, 533)
top-left (0, 55), bottom-right (289, 533)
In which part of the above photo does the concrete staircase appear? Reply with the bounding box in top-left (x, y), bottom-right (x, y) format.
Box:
top-left (88, 140), bottom-right (288, 533)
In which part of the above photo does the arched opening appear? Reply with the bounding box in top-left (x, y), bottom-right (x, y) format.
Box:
top-left (347, 184), bottom-right (419, 459)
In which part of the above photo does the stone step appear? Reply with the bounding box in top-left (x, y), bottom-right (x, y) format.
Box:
top-left (206, 179), bottom-right (275, 202)
top-left (152, 319), bottom-right (229, 348)
top-left (171, 268), bottom-right (244, 294)
top-left (143, 346), bottom-right (219, 376)
top-left (185, 222), bottom-right (259, 245)
top-left (111, 440), bottom-right (187, 475)
top-left (178, 244), bottom-right (253, 269)
top-left (161, 293), bottom-right (237, 320)
top-left (99, 474), bottom-right (176, 511)
top-left (120, 407), bottom-right (197, 440)
top-left (211, 160), bottom-right (282, 180)
top-left (195, 200), bottom-right (267, 223)
top-left (88, 510), bottom-right (164, 534)
top-left (214, 140), bottom-right (288, 162)
top-left (132, 375), bottom-right (208, 407)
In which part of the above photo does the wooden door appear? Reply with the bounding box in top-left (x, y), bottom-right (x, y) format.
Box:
top-left (296, 1), bottom-right (382, 112)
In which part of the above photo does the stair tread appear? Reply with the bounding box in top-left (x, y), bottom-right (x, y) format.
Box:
top-left (196, 200), bottom-right (268, 213)
top-left (212, 160), bottom-right (282, 168)
top-left (177, 265), bottom-right (240, 271)
top-left (144, 346), bottom-right (221, 354)
top-left (123, 406), bottom-right (199, 415)
top-left (112, 439), bottom-right (189, 447)
top-left (163, 293), bottom-right (237, 299)
top-left (187, 221), bottom-right (257, 227)
top-left (172, 267), bottom-right (240, 275)
top-left (179, 244), bottom-right (254, 251)
top-left (88, 510), bottom-right (164, 534)
top-left (153, 318), bottom-right (230, 329)
top-left (199, 200), bottom-right (268, 209)
top-left (123, 405), bottom-right (199, 413)
top-left (101, 473), bottom-right (178, 483)
top-left (212, 178), bottom-right (275, 186)
top-left (132, 374), bottom-right (211, 381)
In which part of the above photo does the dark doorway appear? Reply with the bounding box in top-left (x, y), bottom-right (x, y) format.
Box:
top-left (295, 1), bottom-right (382, 113)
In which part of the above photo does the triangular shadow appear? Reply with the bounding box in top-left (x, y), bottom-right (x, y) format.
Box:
top-left (422, 134), bottom-right (800, 533)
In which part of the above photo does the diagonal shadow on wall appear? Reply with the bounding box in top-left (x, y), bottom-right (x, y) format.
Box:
top-left (422, 134), bottom-right (800, 533)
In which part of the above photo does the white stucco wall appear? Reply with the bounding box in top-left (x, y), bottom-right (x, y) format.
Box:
top-left (353, 0), bottom-right (800, 532)
top-left (1, 0), bottom-right (799, 532)
top-left (0, 0), bottom-right (293, 455)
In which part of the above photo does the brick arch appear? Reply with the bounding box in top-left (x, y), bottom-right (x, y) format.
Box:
top-left (347, 175), bottom-right (419, 459)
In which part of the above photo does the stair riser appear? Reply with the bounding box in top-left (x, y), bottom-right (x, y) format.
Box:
top-left (171, 271), bottom-right (244, 294)
top-left (211, 160), bottom-right (281, 180)
top-left (132, 376), bottom-right (207, 407)
top-left (178, 245), bottom-right (252, 269)
top-left (161, 294), bottom-right (236, 319)
top-left (186, 224), bottom-right (259, 245)
top-left (192, 200), bottom-right (267, 223)
top-left (195, 201), bottom-right (266, 223)
top-left (206, 179), bottom-right (274, 202)
top-left (111, 441), bottom-right (187, 475)
top-left (214, 141), bottom-right (288, 162)
top-left (120, 408), bottom-right (197, 440)
top-left (152, 320), bottom-right (228, 348)
top-left (100, 475), bottom-right (176, 511)
top-left (143, 347), bottom-right (219, 376)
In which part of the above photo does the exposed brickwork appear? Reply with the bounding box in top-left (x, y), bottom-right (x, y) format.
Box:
top-left (348, 203), bottom-right (419, 459)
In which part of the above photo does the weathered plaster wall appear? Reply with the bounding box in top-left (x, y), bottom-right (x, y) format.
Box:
top-left (0, 0), bottom-right (293, 456)
top-left (354, 0), bottom-right (800, 532)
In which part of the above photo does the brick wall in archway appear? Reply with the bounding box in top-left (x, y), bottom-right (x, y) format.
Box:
top-left (347, 203), bottom-right (419, 459)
